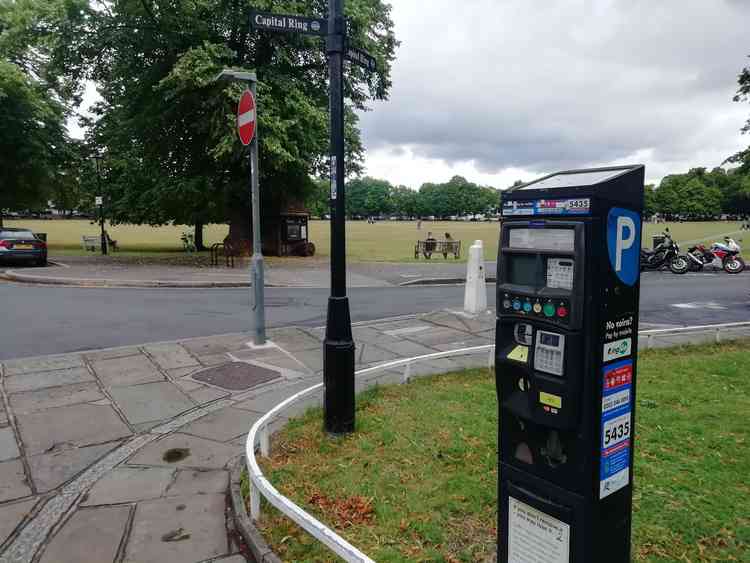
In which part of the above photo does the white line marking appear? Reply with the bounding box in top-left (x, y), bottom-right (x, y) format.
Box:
top-left (671, 301), bottom-right (728, 310)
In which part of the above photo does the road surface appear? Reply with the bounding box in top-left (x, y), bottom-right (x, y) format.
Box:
top-left (1, 272), bottom-right (747, 359)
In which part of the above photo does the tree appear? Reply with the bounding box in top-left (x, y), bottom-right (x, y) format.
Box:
top-left (0, 59), bottom-right (70, 226)
top-left (346, 176), bottom-right (392, 217)
top-left (304, 178), bottom-right (330, 218)
top-left (0, 0), bottom-right (81, 227)
top-left (35, 0), bottom-right (397, 248)
top-left (643, 184), bottom-right (657, 217)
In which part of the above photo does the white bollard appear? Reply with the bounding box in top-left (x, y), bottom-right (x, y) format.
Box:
top-left (464, 239), bottom-right (487, 314)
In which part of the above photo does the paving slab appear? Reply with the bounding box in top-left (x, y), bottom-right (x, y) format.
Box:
top-left (9, 383), bottom-right (105, 414)
top-left (84, 346), bottom-right (144, 362)
top-left (404, 326), bottom-right (476, 347)
top-left (431, 335), bottom-right (493, 351)
top-left (83, 466), bottom-right (174, 506)
top-left (29, 442), bottom-right (120, 493)
top-left (212, 555), bottom-right (247, 563)
top-left (355, 342), bottom-right (405, 366)
top-left (143, 343), bottom-right (199, 370)
top-left (196, 353), bottom-right (230, 367)
top-left (109, 382), bottom-right (194, 425)
top-left (127, 434), bottom-right (239, 469)
top-left (426, 310), bottom-right (494, 333)
top-left (180, 408), bottom-right (260, 443)
top-left (16, 403), bottom-right (131, 455)
top-left (3, 354), bottom-right (84, 376)
top-left (39, 505), bottom-right (131, 563)
top-left (232, 379), bottom-right (321, 414)
top-left (165, 469), bottom-right (228, 497)
top-left (290, 348), bottom-right (324, 372)
top-left (3, 367), bottom-right (94, 394)
top-left (124, 494), bottom-right (227, 563)
top-left (0, 497), bottom-right (37, 546)
top-left (180, 337), bottom-right (232, 357)
top-left (267, 328), bottom-right (321, 352)
top-left (187, 386), bottom-right (232, 404)
top-left (0, 427), bottom-right (20, 462)
top-left (0, 459), bottom-right (31, 502)
top-left (92, 355), bottom-right (164, 387)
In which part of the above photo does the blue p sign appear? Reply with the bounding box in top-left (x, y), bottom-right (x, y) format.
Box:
top-left (607, 207), bottom-right (641, 286)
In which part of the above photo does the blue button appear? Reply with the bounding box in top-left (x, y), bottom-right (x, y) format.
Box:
top-left (522, 302), bottom-right (532, 312)
top-left (512, 300), bottom-right (521, 311)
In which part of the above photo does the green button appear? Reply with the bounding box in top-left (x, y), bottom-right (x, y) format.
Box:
top-left (543, 303), bottom-right (556, 317)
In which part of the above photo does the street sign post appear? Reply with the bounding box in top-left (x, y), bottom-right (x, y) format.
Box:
top-left (249, 0), bottom-right (378, 435)
top-left (93, 155), bottom-right (107, 256)
top-left (234, 82), bottom-right (266, 346)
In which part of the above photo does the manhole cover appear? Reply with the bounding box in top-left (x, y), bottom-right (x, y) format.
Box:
top-left (193, 362), bottom-right (281, 390)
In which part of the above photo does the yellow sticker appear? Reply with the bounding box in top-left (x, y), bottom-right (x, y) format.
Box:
top-left (539, 392), bottom-right (562, 409)
top-left (507, 345), bottom-right (529, 363)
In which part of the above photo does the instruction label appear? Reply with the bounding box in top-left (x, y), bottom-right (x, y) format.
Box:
top-left (603, 314), bottom-right (634, 362)
top-left (600, 359), bottom-right (633, 498)
top-left (507, 345), bottom-right (529, 363)
top-left (502, 198), bottom-right (590, 217)
top-left (508, 497), bottom-right (570, 563)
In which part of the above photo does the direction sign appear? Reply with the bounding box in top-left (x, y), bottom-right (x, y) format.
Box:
top-left (250, 10), bottom-right (326, 36)
top-left (237, 89), bottom-right (256, 146)
top-left (95, 196), bottom-right (103, 206)
top-left (345, 46), bottom-right (377, 72)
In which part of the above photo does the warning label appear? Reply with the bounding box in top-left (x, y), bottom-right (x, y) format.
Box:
top-left (508, 497), bottom-right (570, 563)
top-left (600, 359), bottom-right (633, 498)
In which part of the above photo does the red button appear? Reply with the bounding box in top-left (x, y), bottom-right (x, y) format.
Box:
top-left (556, 306), bottom-right (568, 318)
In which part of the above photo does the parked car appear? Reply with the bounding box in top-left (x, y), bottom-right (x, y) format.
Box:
top-left (0, 228), bottom-right (47, 266)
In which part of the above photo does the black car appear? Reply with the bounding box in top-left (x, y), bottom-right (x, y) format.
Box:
top-left (0, 228), bottom-right (47, 266)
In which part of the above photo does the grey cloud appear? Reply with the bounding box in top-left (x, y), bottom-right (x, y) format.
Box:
top-left (359, 0), bottom-right (750, 177)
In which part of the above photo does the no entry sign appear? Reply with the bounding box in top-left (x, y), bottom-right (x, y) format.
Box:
top-left (237, 89), bottom-right (256, 146)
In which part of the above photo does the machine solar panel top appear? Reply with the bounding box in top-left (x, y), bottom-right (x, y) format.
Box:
top-left (519, 168), bottom-right (627, 190)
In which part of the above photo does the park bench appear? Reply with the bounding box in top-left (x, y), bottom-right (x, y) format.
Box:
top-left (81, 235), bottom-right (101, 252)
top-left (415, 239), bottom-right (461, 259)
top-left (81, 234), bottom-right (118, 252)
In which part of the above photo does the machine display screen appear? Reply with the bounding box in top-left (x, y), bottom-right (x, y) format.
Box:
top-left (507, 255), bottom-right (540, 286)
top-left (540, 333), bottom-right (560, 347)
top-left (508, 228), bottom-right (574, 251)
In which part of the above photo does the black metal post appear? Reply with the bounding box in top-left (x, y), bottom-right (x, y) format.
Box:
top-left (94, 156), bottom-right (107, 256)
top-left (323, 0), bottom-right (355, 435)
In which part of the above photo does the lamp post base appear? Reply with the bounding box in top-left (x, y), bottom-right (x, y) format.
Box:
top-left (323, 295), bottom-right (355, 435)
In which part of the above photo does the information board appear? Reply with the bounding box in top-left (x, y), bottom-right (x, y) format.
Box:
top-left (508, 497), bottom-right (570, 563)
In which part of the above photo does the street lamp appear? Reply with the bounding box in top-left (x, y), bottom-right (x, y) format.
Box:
top-left (92, 155), bottom-right (107, 256)
top-left (215, 69), bottom-right (266, 346)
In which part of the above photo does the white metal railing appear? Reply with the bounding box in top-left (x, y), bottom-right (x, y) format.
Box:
top-left (244, 320), bottom-right (750, 562)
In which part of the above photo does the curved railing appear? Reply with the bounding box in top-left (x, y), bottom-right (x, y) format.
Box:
top-left (244, 320), bottom-right (750, 562)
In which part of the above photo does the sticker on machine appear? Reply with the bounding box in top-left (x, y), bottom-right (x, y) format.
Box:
top-left (508, 497), bottom-right (570, 563)
top-left (603, 337), bottom-right (631, 362)
top-left (600, 359), bottom-right (633, 499)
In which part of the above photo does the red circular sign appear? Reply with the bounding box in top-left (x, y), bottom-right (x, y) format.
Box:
top-left (237, 89), bottom-right (256, 146)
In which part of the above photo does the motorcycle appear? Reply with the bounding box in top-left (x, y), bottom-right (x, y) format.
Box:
top-left (670, 236), bottom-right (745, 274)
top-left (640, 229), bottom-right (681, 271)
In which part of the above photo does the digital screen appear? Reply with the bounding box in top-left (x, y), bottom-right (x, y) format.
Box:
top-left (540, 333), bottom-right (560, 347)
top-left (519, 169), bottom-right (627, 190)
top-left (508, 228), bottom-right (574, 251)
top-left (507, 255), bottom-right (540, 287)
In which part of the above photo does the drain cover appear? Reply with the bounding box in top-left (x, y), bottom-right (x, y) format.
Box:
top-left (193, 362), bottom-right (281, 390)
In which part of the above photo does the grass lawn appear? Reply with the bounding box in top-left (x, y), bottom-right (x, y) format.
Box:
top-left (252, 341), bottom-right (750, 562)
top-left (5, 219), bottom-right (746, 262)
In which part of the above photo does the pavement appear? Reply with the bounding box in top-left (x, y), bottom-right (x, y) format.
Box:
top-left (1, 256), bottom-right (482, 288)
top-left (0, 309), bottom-right (497, 563)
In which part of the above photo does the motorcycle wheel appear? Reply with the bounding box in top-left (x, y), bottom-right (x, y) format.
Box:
top-left (723, 257), bottom-right (745, 274)
top-left (669, 256), bottom-right (689, 274)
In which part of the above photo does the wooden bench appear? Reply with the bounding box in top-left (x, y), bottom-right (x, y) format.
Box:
top-left (415, 240), bottom-right (461, 259)
top-left (81, 235), bottom-right (101, 252)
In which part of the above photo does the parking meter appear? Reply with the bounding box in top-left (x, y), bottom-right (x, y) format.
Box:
top-left (495, 165), bottom-right (644, 563)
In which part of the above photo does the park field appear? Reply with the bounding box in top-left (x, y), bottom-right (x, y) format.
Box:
top-left (4, 219), bottom-right (746, 262)
top-left (252, 340), bottom-right (750, 562)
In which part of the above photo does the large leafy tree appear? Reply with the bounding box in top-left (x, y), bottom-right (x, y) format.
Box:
top-left (43, 0), bottom-right (397, 248)
top-left (0, 0), bottom-right (81, 226)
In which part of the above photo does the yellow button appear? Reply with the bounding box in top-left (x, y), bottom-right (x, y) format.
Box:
top-left (533, 303), bottom-right (542, 314)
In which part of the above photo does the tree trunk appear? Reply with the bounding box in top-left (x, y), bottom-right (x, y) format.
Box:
top-left (0, 211), bottom-right (4, 229)
top-left (194, 222), bottom-right (206, 252)
top-left (227, 203), bottom-right (252, 256)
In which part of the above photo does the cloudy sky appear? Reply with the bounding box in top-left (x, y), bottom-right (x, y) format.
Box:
top-left (358, 0), bottom-right (750, 188)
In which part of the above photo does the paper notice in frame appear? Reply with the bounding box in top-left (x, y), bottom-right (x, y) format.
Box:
top-left (330, 155), bottom-right (337, 200)
top-left (508, 497), bottom-right (570, 563)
